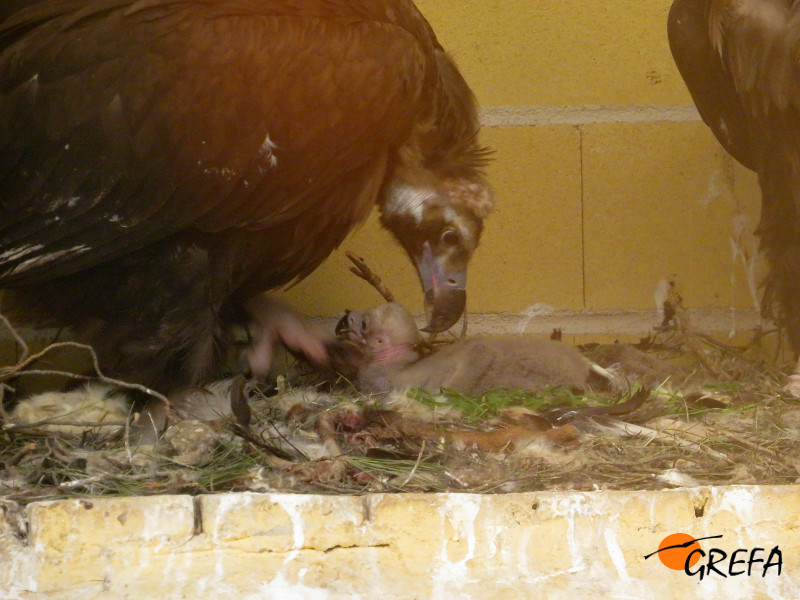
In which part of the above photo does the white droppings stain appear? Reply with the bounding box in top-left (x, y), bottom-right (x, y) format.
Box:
top-left (244, 576), bottom-right (329, 600)
top-left (515, 527), bottom-right (532, 579)
top-left (0, 504), bottom-right (36, 595)
top-left (555, 495), bottom-right (588, 573)
top-left (700, 171), bottom-right (730, 208)
top-left (485, 523), bottom-right (501, 559)
top-left (766, 565), bottom-right (800, 600)
top-left (210, 494), bottom-right (339, 595)
top-left (12, 490), bottom-right (800, 598)
top-left (715, 486), bottom-right (760, 547)
top-left (604, 526), bottom-right (629, 582)
top-left (431, 495), bottom-right (481, 600)
top-left (159, 550), bottom-right (188, 594)
top-left (517, 303), bottom-right (556, 334)
top-left (654, 276), bottom-right (671, 316)
top-left (259, 134), bottom-right (279, 168)
top-left (729, 213), bottom-right (761, 334)
top-left (717, 487), bottom-right (757, 523)
top-left (274, 495), bottom-right (307, 566)
top-left (212, 493), bottom-right (256, 579)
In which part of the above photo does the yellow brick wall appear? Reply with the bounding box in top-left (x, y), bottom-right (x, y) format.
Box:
top-left (283, 0), bottom-right (763, 318)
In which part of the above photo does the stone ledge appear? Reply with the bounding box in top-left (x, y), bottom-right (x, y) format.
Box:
top-left (311, 307), bottom-right (761, 338)
top-left (2, 486), bottom-right (798, 599)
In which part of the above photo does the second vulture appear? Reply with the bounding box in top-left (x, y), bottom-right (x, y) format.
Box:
top-left (669, 0), bottom-right (800, 386)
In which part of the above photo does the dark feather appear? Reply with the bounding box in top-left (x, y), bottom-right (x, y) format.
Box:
top-left (669, 0), bottom-right (800, 353)
top-left (0, 0), bottom-right (489, 391)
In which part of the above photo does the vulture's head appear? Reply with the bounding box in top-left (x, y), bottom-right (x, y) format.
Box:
top-left (379, 173), bottom-right (493, 333)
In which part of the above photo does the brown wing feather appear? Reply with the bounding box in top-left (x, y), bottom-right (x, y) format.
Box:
top-left (670, 0), bottom-right (800, 351)
top-left (705, 0), bottom-right (800, 349)
top-left (0, 1), bottom-right (431, 285)
top-left (0, 0), bottom-right (485, 390)
top-left (668, 0), bottom-right (756, 168)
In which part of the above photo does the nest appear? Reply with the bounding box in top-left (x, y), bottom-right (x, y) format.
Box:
top-left (1, 305), bottom-right (798, 505)
top-left (2, 260), bottom-right (798, 503)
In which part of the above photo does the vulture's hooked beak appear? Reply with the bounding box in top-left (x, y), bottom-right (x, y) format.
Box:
top-left (415, 241), bottom-right (467, 333)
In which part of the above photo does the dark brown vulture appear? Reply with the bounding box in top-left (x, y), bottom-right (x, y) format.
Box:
top-left (0, 1), bottom-right (493, 392)
top-left (668, 0), bottom-right (800, 384)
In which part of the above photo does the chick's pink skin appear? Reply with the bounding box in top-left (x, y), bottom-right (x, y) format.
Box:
top-left (344, 303), bottom-right (421, 367)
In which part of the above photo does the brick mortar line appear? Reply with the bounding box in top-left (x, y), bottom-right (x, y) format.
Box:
top-left (0, 308), bottom-right (759, 344)
top-left (479, 105), bottom-right (702, 127)
top-left (312, 308), bottom-right (761, 337)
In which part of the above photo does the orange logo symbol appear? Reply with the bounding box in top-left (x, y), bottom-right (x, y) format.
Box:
top-left (656, 533), bottom-right (702, 570)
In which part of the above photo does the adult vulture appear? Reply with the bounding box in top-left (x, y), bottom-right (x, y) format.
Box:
top-left (0, 0), bottom-right (493, 392)
top-left (668, 0), bottom-right (800, 385)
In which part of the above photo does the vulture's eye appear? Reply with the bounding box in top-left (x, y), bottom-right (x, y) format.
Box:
top-left (441, 229), bottom-right (460, 246)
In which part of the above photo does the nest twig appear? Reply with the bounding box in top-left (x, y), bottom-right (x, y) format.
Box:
top-left (345, 251), bottom-right (469, 338)
top-left (0, 313), bottom-right (29, 362)
top-left (0, 313), bottom-right (170, 411)
top-left (346, 251), bottom-right (395, 303)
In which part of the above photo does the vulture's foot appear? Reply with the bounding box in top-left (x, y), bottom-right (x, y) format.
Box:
top-left (782, 356), bottom-right (800, 397)
top-left (244, 296), bottom-right (330, 377)
top-left (786, 373), bottom-right (800, 398)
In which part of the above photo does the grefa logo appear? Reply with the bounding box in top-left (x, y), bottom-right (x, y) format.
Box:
top-left (644, 533), bottom-right (783, 581)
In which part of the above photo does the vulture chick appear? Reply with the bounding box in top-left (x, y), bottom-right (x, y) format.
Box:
top-left (339, 303), bottom-right (622, 396)
top-left (0, 1), bottom-right (492, 393)
top-left (668, 0), bottom-right (800, 387)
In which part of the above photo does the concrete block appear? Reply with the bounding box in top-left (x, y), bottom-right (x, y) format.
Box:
top-left (582, 120), bottom-right (763, 310)
top-left (199, 493), bottom-right (370, 553)
top-left (26, 495), bottom-right (195, 595)
top-left (281, 213), bottom-right (422, 316)
top-left (3, 487), bottom-right (800, 599)
top-left (467, 125), bottom-right (584, 312)
top-left (414, 0), bottom-right (689, 107)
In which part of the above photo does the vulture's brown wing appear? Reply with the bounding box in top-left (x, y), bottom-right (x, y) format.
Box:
top-left (668, 0), bottom-right (757, 169)
top-left (672, 1), bottom-right (800, 220)
top-left (0, 0), bottom-right (430, 286)
top-left (703, 0), bottom-right (800, 110)
top-left (669, 0), bottom-right (800, 347)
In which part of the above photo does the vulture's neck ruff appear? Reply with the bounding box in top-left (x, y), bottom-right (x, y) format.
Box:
top-left (379, 172), bottom-right (492, 332)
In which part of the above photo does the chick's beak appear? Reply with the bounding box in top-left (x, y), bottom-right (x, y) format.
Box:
top-left (415, 241), bottom-right (467, 333)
